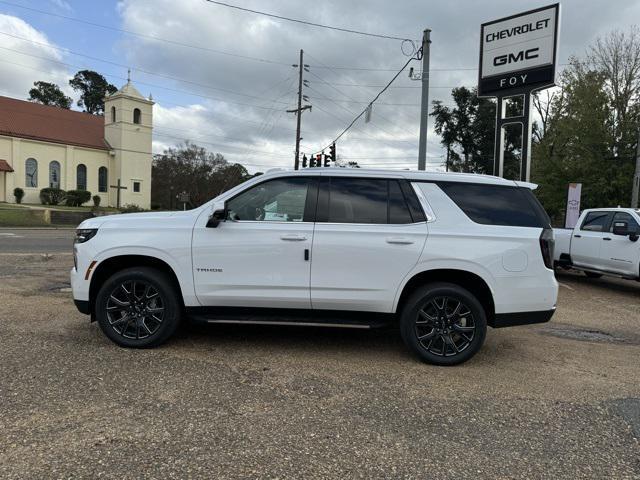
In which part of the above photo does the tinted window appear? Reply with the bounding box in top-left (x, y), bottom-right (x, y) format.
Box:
top-left (389, 180), bottom-right (413, 224)
top-left (609, 212), bottom-right (638, 232)
top-left (438, 182), bottom-right (548, 227)
top-left (328, 178), bottom-right (387, 224)
top-left (581, 212), bottom-right (609, 232)
top-left (228, 177), bottom-right (310, 222)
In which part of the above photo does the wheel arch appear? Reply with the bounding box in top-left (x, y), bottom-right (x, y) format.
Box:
top-left (89, 254), bottom-right (185, 319)
top-left (395, 269), bottom-right (496, 324)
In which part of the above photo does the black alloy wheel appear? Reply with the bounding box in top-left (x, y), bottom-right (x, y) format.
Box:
top-left (414, 296), bottom-right (476, 357)
top-left (400, 282), bottom-right (487, 366)
top-left (95, 267), bottom-right (180, 348)
top-left (106, 280), bottom-right (165, 340)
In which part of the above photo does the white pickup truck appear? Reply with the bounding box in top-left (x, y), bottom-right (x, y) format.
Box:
top-left (554, 208), bottom-right (640, 280)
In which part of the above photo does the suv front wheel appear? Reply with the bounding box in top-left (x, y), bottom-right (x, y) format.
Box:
top-left (400, 282), bottom-right (487, 366)
top-left (95, 267), bottom-right (181, 348)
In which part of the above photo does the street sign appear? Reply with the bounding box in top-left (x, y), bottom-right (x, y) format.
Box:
top-left (478, 4), bottom-right (559, 97)
top-left (564, 183), bottom-right (582, 229)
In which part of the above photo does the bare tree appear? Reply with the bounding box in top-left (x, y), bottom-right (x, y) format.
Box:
top-left (585, 26), bottom-right (640, 155)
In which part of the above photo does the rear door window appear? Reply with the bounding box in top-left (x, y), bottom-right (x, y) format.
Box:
top-left (581, 212), bottom-right (610, 232)
top-left (437, 182), bottom-right (549, 227)
top-left (327, 178), bottom-right (387, 224)
top-left (320, 178), bottom-right (418, 224)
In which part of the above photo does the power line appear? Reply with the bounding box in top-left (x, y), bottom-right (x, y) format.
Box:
top-left (0, 30), bottom-right (294, 104)
top-left (0, 0), bottom-right (292, 67)
top-left (0, 49), bottom-right (290, 111)
top-left (202, 0), bottom-right (411, 41)
top-left (311, 54), bottom-right (418, 154)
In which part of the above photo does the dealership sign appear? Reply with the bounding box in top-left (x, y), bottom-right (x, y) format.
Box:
top-left (478, 4), bottom-right (559, 96)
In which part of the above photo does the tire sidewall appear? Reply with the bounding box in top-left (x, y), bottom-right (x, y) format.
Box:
top-left (400, 283), bottom-right (487, 366)
top-left (95, 267), bottom-right (180, 348)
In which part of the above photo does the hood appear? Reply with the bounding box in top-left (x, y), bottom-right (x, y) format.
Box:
top-left (77, 209), bottom-right (202, 230)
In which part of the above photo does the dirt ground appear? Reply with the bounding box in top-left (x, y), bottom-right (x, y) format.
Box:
top-left (1, 253), bottom-right (639, 479)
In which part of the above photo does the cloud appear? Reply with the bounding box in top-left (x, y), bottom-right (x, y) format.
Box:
top-left (0, 14), bottom-right (73, 101)
top-left (49, 0), bottom-right (73, 13)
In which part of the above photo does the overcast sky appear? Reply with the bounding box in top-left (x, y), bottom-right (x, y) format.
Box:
top-left (0, 0), bottom-right (639, 172)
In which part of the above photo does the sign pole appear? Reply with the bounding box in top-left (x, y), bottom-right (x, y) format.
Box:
top-left (632, 128), bottom-right (640, 208)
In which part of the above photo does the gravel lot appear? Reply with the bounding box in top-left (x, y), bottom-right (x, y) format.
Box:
top-left (1, 252), bottom-right (639, 479)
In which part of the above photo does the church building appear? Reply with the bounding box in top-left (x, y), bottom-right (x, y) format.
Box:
top-left (0, 80), bottom-right (153, 209)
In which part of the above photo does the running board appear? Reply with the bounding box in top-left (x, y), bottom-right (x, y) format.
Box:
top-left (186, 307), bottom-right (394, 329)
top-left (198, 318), bottom-right (372, 329)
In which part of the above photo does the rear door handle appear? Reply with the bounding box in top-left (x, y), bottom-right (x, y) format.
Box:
top-left (280, 234), bottom-right (307, 241)
top-left (386, 237), bottom-right (414, 245)
top-left (603, 237), bottom-right (612, 241)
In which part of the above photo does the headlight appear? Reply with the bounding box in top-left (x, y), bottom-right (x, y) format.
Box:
top-left (75, 228), bottom-right (98, 244)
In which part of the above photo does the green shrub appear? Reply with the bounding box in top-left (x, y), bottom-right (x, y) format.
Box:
top-left (65, 189), bottom-right (92, 207)
top-left (39, 187), bottom-right (66, 205)
top-left (13, 187), bottom-right (24, 204)
top-left (92, 195), bottom-right (101, 208)
top-left (119, 203), bottom-right (144, 213)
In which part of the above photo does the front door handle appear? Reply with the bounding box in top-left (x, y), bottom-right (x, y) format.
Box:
top-left (574, 234), bottom-right (582, 238)
top-left (603, 237), bottom-right (612, 241)
top-left (386, 237), bottom-right (414, 245)
top-left (280, 234), bottom-right (307, 241)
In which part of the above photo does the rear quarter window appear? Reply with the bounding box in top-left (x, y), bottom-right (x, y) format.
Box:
top-left (437, 182), bottom-right (550, 228)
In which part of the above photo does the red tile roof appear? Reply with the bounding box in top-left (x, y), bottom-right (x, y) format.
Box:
top-left (0, 159), bottom-right (13, 172)
top-left (0, 96), bottom-right (110, 151)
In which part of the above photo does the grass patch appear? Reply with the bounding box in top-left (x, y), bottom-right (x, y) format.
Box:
top-left (0, 209), bottom-right (48, 227)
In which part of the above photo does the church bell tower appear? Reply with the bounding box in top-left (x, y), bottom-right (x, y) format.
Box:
top-left (104, 75), bottom-right (154, 209)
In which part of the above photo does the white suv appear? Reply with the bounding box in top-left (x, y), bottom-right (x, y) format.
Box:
top-left (71, 168), bottom-right (558, 365)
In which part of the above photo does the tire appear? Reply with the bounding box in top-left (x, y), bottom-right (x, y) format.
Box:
top-left (400, 282), bottom-right (487, 366)
top-left (95, 267), bottom-right (181, 348)
top-left (584, 271), bottom-right (603, 279)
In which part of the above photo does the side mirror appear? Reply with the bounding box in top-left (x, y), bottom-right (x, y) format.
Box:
top-left (206, 208), bottom-right (226, 228)
top-left (612, 221), bottom-right (629, 236)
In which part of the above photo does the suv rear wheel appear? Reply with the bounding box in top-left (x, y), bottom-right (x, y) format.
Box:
top-left (400, 282), bottom-right (487, 366)
top-left (95, 267), bottom-right (181, 348)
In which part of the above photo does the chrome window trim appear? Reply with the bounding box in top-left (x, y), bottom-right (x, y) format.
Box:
top-left (411, 182), bottom-right (436, 222)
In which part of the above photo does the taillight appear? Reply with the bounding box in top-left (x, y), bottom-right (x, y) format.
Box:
top-left (539, 228), bottom-right (555, 269)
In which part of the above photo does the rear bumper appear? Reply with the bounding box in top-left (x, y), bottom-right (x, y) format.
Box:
top-left (490, 308), bottom-right (555, 328)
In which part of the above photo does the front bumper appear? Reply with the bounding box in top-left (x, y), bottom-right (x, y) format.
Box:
top-left (74, 299), bottom-right (91, 315)
top-left (489, 308), bottom-right (555, 328)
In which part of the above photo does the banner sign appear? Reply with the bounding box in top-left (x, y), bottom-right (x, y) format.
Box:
top-left (564, 183), bottom-right (582, 229)
top-left (478, 4), bottom-right (559, 97)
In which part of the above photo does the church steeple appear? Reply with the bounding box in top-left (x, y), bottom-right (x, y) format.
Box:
top-left (103, 78), bottom-right (154, 209)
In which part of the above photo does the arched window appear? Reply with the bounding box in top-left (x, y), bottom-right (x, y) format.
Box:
top-left (98, 167), bottom-right (108, 193)
top-left (76, 164), bottom-right (87, 190)
top-left (49, 161), bottom-right (61, 188)
top-left (133, 108), bottom-right (141, 124)
top-left (111, 106), bottom-right (116, 123)
top-left (25, 158), bottom-right (37, 188)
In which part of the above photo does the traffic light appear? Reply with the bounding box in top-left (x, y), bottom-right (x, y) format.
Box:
top-left (324, 154), bottom-right (330, 167)
top-left (329, 143), bottom-right (336, 164)
top-left (302, 154), bottom-right (308, 168)
top-left (315, 153), bottom-right (323, 167)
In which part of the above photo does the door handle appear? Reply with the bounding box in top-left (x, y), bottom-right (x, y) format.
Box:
top-left (603, 237), bottom-right (612, 241)
top-left (280, 234), bottom-right (307, 241)
top-left (573, 234), bottom-right (582, 238)
top-left (386, 237), bottom-right (414, 245)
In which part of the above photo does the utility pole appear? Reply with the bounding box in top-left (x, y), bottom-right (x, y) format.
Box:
top-left (287, 49), bottom-right (311, 170)
top-left (417, 29), bottom-right (431, 171)
top-left (632, 128), bottom-right (640, 207)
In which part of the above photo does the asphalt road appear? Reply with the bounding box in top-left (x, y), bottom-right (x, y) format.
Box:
top-left (0, 256), bottom-right (639, 479)
top-left (0, 228), bottom-right (75, 253)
